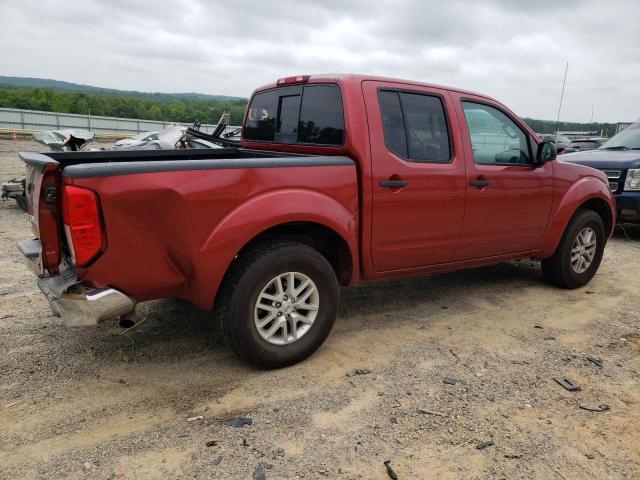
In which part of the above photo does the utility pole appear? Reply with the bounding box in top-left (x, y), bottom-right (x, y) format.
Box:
top-left (590, 105), bottom-right (594, 123)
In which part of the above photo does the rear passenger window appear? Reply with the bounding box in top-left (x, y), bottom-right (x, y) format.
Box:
top-left (243, 84), bottom-right (344, 145)
top-left (378, 90), bottom-right (451, 163)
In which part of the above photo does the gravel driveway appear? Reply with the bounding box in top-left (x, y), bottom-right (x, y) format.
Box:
top-left (1, 140), bottom-right (639, 479)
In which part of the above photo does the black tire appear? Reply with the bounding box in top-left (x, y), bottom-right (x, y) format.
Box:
top-left (541, 209), bottom-right (606, 289)
top-left (215, 241), bottom-right (339, 369)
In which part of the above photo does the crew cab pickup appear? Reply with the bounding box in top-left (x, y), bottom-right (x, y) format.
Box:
top-left (18, 74), bottom-right (616, 368)
top-left (560, 122), bottom-right (640, 224)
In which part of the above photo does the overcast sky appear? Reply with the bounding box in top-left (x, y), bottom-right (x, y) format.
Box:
top-left (1, 0), bottom-right (638, 122)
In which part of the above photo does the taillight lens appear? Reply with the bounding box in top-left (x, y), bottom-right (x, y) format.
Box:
top-left (62, 186), bottom-right (104, 266)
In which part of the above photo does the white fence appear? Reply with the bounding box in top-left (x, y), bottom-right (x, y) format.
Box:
top-left (0, 107), bottom-right (238, 136)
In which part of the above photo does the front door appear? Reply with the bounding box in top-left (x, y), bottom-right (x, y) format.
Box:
top-left (364, 81), bottom-right (467, 271)
top-left (451, 94), bottom-right (554, 260)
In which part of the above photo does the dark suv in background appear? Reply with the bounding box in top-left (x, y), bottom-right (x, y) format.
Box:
top-left (561, 138), bottom-right (607, 155)
top-left (560, 123), bottom-right (640, 224)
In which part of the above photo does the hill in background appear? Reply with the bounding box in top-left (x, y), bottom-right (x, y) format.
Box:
top-left (0, 76), bottom-right (617, 135)
top-left (0, 76), bottom-right (246, 102)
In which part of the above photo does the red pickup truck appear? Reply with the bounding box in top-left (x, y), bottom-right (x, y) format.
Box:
top-left (18, 74), bottom-right (616, 368)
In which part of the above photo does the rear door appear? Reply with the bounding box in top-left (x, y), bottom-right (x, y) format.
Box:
top-left (363, 81), bottom-right (466, 271)
top-left (450, 94), bottom-right (554, 260)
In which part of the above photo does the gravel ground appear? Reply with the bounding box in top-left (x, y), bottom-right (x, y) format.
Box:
top-left (1, 139), bottom-right (639, 480)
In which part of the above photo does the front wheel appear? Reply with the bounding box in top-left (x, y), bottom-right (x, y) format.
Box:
top-left (541, 209), bottom-right (606, 289)
top-left (215, 241), bottom-right (339, 369)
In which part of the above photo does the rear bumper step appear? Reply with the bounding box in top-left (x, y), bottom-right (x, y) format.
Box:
top-left (18, 238), bottom-right (135, 327)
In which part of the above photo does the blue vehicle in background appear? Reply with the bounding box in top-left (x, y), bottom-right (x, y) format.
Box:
top-left (561, 123), bottom-right (640, 224)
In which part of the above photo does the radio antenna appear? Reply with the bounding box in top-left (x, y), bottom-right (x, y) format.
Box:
top-left (555, 62), bottom-right (569, 136)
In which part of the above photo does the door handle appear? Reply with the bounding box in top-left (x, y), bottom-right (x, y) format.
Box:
top-left (379, 179), bottom-right (408, 188)
top-left (469, 178), bottom-right (491, 188)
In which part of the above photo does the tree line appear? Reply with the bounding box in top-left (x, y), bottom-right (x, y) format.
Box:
top-left (0, 86), bottom-right (248, 125)
top-left (0, 85), bottom-right (617, 136)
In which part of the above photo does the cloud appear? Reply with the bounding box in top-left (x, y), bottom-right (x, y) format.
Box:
top-left (0, 0), bottom-right (638, 122)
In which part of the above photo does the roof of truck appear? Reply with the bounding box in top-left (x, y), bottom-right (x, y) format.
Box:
top-left (253, 73), bottom-right (494, 101)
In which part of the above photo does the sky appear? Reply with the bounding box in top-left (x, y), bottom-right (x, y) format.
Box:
top-left (0, 0), bottom-right (638, 123)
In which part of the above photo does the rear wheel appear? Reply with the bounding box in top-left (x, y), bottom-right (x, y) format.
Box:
top-left (541, 209), bottom-right (606, 288)
top-left (215, 241), bottom-right (339, 369)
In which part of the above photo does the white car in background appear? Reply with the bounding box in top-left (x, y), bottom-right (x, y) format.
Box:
top-left (113, 131), bottom-right (159, 149)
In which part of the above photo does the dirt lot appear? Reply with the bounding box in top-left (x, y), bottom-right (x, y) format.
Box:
top-left (0, 139), bottom-right (639, 480)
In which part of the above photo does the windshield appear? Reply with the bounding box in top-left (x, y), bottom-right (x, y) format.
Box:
top-left (554, 135), bottom-right (570, 144)
top-left (599, 123), bottom-right (640, 150)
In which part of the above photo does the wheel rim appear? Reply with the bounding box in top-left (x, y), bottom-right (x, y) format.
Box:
top-left (570, 227), bottom-right (597, 274)
top-left (254, 272), bottom-right (319, 345)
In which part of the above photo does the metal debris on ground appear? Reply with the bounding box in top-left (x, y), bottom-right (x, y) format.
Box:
top-left (384, 460), bottom-right (399, 480)
top-left (476, 441), bottom-right (494, 450)
top-left (346, 368), bottom-right (372, 377)
top-left (417, 408), bottom-right (448, 417)
top-left (543, 336), bottom-right (556, 340)
top-left (205, 440), bottom-right (218, 447)
top-left (224, 417), bottom-right (253, 427)
top-left (187, 415), bottom-right (203, 422)
top-left (511, 360), bottom-right (531, 365)
top-left (553, 377), bottom-right (581, 391)
top-left (586, 356), bottom-right (604, 367)
top-left (579, 404), bottom-right (610, 412)
top-left (443, 377), bottom-right (458, 385)
top-left (213, 456), bottom-right (222, 465)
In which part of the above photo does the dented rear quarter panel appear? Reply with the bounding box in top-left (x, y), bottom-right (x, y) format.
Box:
top-left (65, 163), bottom-right (359, 309)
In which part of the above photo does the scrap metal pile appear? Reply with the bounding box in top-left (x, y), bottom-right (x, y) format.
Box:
top-left (2, 113), bottom-right (239, 211)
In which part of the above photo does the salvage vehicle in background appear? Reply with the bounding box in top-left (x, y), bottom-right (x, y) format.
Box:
top-left (561, 122), bottom-right (640, 224)
top-left (537, 133), bottom-right (572, 153)
top-left (560, 137), bottom-right (607, 155)
top-left (113, 131), bottom-right (158, 149)
top-left (17, 74), bottom-right (616, 368)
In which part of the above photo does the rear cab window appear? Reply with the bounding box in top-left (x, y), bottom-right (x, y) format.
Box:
top-left (244, 84), bottom-right (344, 146)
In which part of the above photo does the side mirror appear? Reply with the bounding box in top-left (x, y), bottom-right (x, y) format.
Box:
top-left (535, 141), bottom-right (556, 166)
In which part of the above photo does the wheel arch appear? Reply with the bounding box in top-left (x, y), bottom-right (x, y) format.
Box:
top-left (188, 189), bottom-right (359, 310)
top-left (539, 177), bottom-right (615, 258)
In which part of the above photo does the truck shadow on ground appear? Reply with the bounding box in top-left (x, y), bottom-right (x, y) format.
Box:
top-left (83, 227), bottom-right (638, 365)
top-left (86, 259), bottom-right (544, 362)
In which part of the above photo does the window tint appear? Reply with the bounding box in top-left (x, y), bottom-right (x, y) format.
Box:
top-left (378, 90), bottom-right (451, 162)
top-left (244, 90), bottom-right (278, 141)
top-left (379, 91), bottom-right (407, 158)
top-left (462, 102), bottom-right (531, 165)
top-left (400, 93), bottom-right (450, 162)
top-left (298, 85), bottom-right (344, 145)
top-left (244, 85), bottom-right (343, 145)
top-left (275, 95), bottom-right (301, 143)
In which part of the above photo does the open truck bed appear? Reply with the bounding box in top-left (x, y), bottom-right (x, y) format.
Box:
top-left (20, 147), bottom-right (357, 326)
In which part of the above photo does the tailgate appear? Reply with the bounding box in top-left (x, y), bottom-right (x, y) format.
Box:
top-left (20, 152), bottom-right (63, 275)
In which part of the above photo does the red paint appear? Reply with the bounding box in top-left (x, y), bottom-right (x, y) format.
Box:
top-left (45, 74), bottom-right (614, 308)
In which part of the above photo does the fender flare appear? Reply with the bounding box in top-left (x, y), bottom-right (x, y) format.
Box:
top-left (189, 189), bottom-right (358, 309)
top-left (539, 177), bottom-right (615, 258)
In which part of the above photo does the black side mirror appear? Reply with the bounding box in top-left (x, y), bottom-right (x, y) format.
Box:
top-left (535, 141), bottom-right (556, 166)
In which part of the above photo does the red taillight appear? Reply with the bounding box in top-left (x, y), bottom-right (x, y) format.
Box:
top-left (276, 75), bottom-right (310, 86)
top-left (62, 186), bottom-right (104, 266)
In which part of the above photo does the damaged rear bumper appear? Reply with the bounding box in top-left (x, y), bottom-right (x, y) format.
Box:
top-left (17, 238), bottom-right (135, 327)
